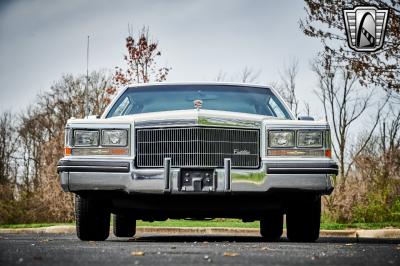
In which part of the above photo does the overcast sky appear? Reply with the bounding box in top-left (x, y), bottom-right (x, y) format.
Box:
top-left (0, 0), bottom-right (324, 115)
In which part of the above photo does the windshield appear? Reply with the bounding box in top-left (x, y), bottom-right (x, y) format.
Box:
top-left (106, 85), bottom-right (292, 119)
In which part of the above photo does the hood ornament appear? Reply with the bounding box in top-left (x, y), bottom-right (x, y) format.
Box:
top-left (193, 99), bottom-right (203, 110)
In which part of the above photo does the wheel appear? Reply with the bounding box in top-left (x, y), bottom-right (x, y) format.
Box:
top-left (75, 195), bottom-right (110, 241)
top-left (286, 195), bottom-right (321, 242)
top-left (260, 212), bottom-right (283, 241)
top-left (113, 213), bottom-right (136, 237)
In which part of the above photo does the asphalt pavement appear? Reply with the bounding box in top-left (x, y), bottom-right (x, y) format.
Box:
top-left (0, 233), bottom-right (399, 266)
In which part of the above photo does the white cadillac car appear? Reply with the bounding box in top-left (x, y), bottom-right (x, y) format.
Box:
top-left (58, 82), bottom-right (338, 242)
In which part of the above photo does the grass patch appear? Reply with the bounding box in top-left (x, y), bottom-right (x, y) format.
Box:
top-left (137, 219), bottom-right (260, 228)
top-left (0, 223), bottom-right (72, 229)
top-left (137, 219), bottom-right (400, 229)
top-left (1, 220), bottom-right (399, 230)
top-left (320, 222), bottom-right (400, 230)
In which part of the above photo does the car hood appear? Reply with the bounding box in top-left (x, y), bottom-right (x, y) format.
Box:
top-left (107, 109), bottom-right (270, 128)
top-left (68, 109), bottom-right (328, 129)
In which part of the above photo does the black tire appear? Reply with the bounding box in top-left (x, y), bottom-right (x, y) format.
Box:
top-left (113, 214), bottom-right (136, 237)
top-left (75, 195), bottom-right (110, 241)
top-left (286, 195), bottom-right (321, 242)
top-left (260, 212), bottom-right (283, 241)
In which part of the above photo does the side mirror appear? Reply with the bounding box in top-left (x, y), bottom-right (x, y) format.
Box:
top-left (298, 116), bottom-right (315, 121)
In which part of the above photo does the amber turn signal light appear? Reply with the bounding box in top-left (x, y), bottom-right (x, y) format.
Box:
top-left (64, 147), bottom-right (72, 156)
top-left (110, 148), bottom-right (129, 155)
top-left (325, 149), bottom-right (332, 158)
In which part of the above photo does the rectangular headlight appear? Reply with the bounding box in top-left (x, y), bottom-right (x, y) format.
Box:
top-left (298, 131), bottom-right (323, 147)
top-left (74, 130), bottom-right (99, 147)
top-left (269, 131), bottom-right (295, 148)
top-left (101, 129), bottom-right (128, 146)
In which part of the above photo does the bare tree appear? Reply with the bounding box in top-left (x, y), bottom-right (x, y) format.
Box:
top-left (379, 106), bottom-right (400, 181)
top-left (7, 71), bottom-right (113, 222)
top-left (214, 70), bottom-right (228, 82)
top-left (335, 106), bottom-right (400, 222)
top-left (214, 66), bottom-right (261, 83)
top-left (311, 56), bottom-right (389, 184)
top-left (0, 111), bottom-right (17, 190)
top-left (239, 66), bottom-right (261, 83)
top-left (303, 102), bottom-right (311, 117)
top-left (277, 58), bottom-right (300, 116)
top-left (18, 109), bottom-right (40, 193)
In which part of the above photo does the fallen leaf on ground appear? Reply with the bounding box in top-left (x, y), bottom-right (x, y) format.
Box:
top-left (223, 252), bottom-right (239, 257)
top-left (261, 247), bottom-right (279, 251)
top-left (131, 251), bottom-right (145, 256)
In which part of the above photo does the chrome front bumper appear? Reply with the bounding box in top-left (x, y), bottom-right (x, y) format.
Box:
top-left (58, 158), bottom-right (337, 194)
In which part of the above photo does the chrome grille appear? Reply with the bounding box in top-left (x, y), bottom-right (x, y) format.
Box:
top-left (136, 127), bottom-right (259, 168)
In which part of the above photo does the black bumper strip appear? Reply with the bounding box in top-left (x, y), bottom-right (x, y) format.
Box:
top-left (267, 162), bottom-right (338, 175)
top-left (57, 160), bottom-right (130, 173)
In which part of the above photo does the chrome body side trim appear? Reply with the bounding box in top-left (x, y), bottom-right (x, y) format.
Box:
top-left (57, 160), bottom-right (130, 173)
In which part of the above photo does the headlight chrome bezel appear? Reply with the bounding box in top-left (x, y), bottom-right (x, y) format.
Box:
top-left (267, 129), bottom-right (331, 157)
top-left (66, 127), bottom-right (130, 156)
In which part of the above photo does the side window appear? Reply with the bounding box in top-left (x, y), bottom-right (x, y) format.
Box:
top-left (268, 97), bottom-right (286, 119)
top-left (112, 97), bottom-right (131, 117)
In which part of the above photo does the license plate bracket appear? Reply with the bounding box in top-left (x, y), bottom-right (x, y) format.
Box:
top-left (179, 169), bottom-right (216, 192)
